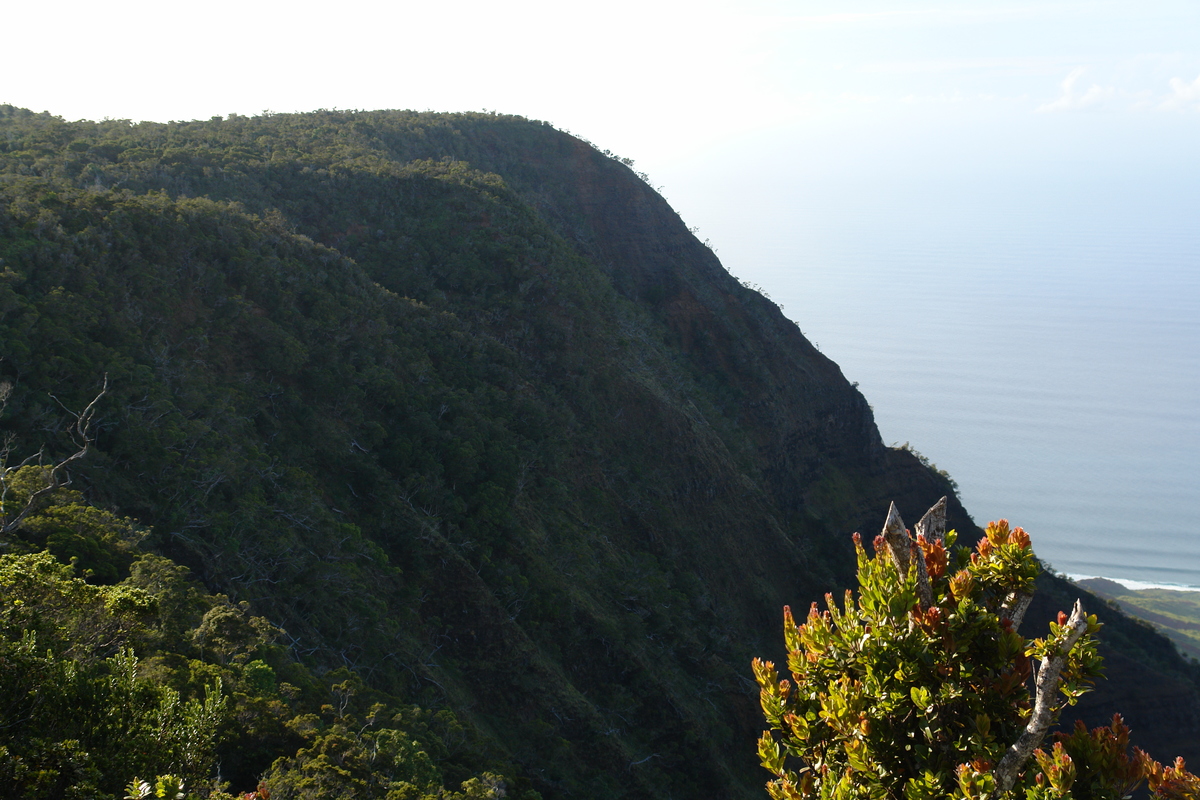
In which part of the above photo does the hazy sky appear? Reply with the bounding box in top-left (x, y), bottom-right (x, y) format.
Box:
top-left (5, 1), bottom-right (1198, 176)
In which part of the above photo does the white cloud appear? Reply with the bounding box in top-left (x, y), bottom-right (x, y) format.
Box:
top-left (1037, 67), bottom-right (1114, 111)
top-left (1160, 74), bottom-right (1200, 110)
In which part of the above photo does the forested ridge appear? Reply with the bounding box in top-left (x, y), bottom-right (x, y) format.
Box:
top-left (1, 105), bottom-right (1198, 799)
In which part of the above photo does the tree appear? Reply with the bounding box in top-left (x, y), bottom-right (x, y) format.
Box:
top-left (0, 553), bottom-right (227, 798)
top-left (753, 498), bottom-right (1200, 800)
top-left (0, 374), bottom-right (107, 536)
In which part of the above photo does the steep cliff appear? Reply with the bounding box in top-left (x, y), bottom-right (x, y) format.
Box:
top-left (0, 106), bottom-right (1195, 797)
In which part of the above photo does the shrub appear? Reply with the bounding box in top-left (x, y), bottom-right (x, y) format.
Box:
top-left (753, 499), bottom-right (1200, 800)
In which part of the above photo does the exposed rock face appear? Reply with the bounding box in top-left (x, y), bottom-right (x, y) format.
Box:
top-left (1, 107), bottom-right (1197, 797)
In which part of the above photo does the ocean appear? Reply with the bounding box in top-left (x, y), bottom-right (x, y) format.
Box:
top-left (671, 171), bottom-right (1200, 589)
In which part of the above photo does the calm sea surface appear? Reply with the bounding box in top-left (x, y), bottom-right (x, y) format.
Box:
top-left (706, 182), bottom-right (1200, 588)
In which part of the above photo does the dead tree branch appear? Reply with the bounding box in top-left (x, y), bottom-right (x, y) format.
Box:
top-left (881, 502), bottom-right (912, 578)
top-left (915, 496), bottom-right (947, 544)
top-left (989, 599), bottom-right (1089, 798)
top-left (0, 375), bottom-right (108, 535)
top-left (880, 501), bottom-right (935, 610)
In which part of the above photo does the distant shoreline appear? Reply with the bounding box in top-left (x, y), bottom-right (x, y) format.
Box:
top-left (1067, 574), bottom-right (1200, 593)
top-left (1069, 575), bottom-right (1200, 660)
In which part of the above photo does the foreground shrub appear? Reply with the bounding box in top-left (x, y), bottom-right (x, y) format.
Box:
top-left (754, 499), bottom-right (1200, 800)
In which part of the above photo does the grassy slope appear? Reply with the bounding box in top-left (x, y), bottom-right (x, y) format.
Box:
top-left (1076, 578), bottom-right (1200, 660)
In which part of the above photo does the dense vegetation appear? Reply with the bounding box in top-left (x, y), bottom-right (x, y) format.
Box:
top-left (755, 503), bottom-right (1199, 800)
top-left (2, 105), bottom-right (1199, 798)
top-left (0, 464), bottom-right (520, 799)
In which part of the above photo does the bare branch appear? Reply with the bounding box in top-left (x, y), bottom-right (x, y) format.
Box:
top-left (989, 599), bottom-right (1089, 798)
top-left (911, 537), bottom-right (933, 612)
top-left (914, 496), bottom-right (947, 544)
top-left (1, 375), bottom-right (108, 535)
top-left (1001, 591), bottom-right (1034, 630)
top-left (880, 502), bottom-right (911, 577)
top-left (881, 501), bottom-right (940, 610)
top-left (912, 497), bottom-right (947, 610)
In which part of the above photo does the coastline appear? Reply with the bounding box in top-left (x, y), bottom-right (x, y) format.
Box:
top-left (1069, 575), bottom-right (1200, 660)
top-left (1067, 574), bottom-right (1200, 593)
